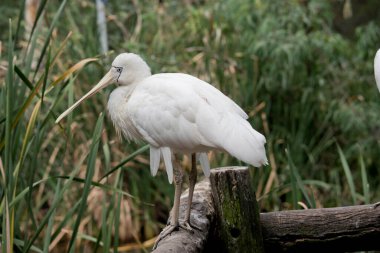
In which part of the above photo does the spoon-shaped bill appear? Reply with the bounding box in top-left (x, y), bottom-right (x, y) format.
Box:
top-left (55, 70), bottom-right (114, 123)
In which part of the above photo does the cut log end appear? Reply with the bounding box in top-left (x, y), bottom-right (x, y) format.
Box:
top-left (209, 166), bottom-right (265, 253)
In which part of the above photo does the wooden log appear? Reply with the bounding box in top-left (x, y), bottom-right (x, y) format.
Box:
top-left (209, 167), bottom-right (265, 253)
top-left (153, 167), bottom-right (380, 253)
top-left (152, 180), bottom-right (214, 253)
top-left (261, 203), bottom-right (380, 252)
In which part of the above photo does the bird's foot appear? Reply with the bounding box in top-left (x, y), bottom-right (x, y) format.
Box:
top-left (152, 224), bottom-right (178, 250)
top-left (179, 219), bottom-right (202, 232)
top-left (179, 221), bottom-right (194, 232)
top-left (152, 220), bottom-right (202, 250)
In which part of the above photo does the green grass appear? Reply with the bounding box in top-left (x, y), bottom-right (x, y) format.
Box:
top-left (0, 0), bottom-right (380, 252)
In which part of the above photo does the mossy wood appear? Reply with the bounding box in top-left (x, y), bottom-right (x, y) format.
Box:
top-left (153, 169), bottom-right (380, 253)
top-left (209, 167), bottom-right (265, 253)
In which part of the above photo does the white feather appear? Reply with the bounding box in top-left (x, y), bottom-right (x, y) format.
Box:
top-left (125, 73), bottom-right (268, 166)
top-left (105, 54), bottom-right (268, 183)
top-left (374, 49), bottom-right (380, 92)
top-left (198, 152), bottom-right (210, 177)
top-left (161, 147), bottom-right (173, 184)
top-left (149, 146), bottom-right (160, 176)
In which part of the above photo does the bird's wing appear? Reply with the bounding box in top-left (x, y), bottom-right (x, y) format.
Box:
top-left (127, 73), bottom-right (267, 171)
top-left (197, 105), bottom-right (268, 166)
top-left (128, 74), bottom-right (216, 151)
top-left (188, 74), bottom-right (249, 120)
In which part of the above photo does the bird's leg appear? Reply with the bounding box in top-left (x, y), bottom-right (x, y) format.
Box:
top-left (182, 153), bottom-right (198, 230)
top-left (153, 154), bottom-right (183, 249)
top-left (171, 154), bottom-right (184, 228)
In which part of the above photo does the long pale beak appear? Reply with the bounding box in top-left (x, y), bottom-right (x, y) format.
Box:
top-left (56, 70), bottom-right (114, 123)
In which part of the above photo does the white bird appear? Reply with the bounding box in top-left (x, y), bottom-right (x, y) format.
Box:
top-left (375, 49), bottom-right (380, 91)
top-left (56, 53), bottom-right (268, 246)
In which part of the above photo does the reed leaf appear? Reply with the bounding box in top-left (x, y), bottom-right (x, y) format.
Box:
top-left (68, 113), bottom-right (104, 252)
top-left (337, 144), bottom-right (357, 204)
top-left (359, 153), bottom-right (370, 204)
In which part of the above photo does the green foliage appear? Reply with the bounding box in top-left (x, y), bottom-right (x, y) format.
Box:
top-left (0, 0), bottom-right (380, 251)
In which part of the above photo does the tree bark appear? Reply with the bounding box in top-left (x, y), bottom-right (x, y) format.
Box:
top-left (209, 167), bottom-right (265, 253)
top-left (261, 203), bottom-right (380, 252)
top-left (153, 168), bottom-right (380, 253)
top-left (152, 180), bottom-right (214, 253)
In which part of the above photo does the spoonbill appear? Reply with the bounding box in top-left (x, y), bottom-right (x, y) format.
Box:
top-left (56, 53), bottom-right (268, 245)
top-left (375, 49), bottom-right (380, 91)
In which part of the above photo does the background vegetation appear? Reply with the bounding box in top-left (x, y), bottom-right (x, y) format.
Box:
top-left (1, 0), bottom-right (379, 252)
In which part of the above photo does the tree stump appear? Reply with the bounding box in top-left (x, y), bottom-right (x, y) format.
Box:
top-left (209, 167), bottom-right (264, 253)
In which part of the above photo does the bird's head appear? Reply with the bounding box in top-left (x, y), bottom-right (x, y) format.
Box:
top-left (111, 53), bottom-right (151, 85)
top-left (56, 53), bottom-right (151, 123)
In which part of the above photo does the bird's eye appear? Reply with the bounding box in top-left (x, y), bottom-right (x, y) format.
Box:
top-left (113, 66), bottom-right (123, 73)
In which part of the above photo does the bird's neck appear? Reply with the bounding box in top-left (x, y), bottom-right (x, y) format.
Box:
top-left (107, 85), bottom-right (143, 141)
top-left (121, 82), bottom-right (139, 98)
top-left (120, 72), bottom-right (151, 87)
